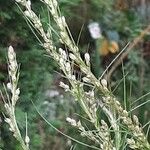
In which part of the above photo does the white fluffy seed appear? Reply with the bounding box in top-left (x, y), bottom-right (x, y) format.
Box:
top-left (101, 79), bottom-right (107, 87)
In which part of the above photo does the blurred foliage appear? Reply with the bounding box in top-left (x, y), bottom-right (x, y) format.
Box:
top-left (0, 0), bottom-right (150, 149)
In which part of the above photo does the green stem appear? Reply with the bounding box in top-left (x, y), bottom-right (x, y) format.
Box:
top-left (12, 110), bottom-right (30, 150)
top-left (94, 39), bottom-right (101, 78)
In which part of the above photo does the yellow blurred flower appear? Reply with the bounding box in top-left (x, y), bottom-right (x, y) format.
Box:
top-left (109, 41), bottom-right (119, 53)
top-left (99, 39), bottom-right (119, 56)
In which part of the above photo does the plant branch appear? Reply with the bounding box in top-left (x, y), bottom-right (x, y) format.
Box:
top-left (105, 24), bottom-right (150, 81)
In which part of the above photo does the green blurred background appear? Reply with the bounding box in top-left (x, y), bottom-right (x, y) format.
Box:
top-left (0, 0), bottom-right (150, 149)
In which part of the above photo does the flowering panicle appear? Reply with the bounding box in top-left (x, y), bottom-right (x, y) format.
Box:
top-left (13, 0), bottom-right (150, 149)
top-left (59, 81), bottom-right (70, 92)
top-left (84, 53), bottom-right (90, 66)
top-left (66, 117), bottom-right (114, 149)
top-left (3, 46), bottom-right (29, 150)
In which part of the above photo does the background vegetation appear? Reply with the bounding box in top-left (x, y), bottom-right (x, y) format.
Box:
top-left (0, 0), bottom-right (150, 149)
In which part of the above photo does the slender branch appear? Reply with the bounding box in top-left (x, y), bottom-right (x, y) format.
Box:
top-left (105, 24), bottom-right (150, 81)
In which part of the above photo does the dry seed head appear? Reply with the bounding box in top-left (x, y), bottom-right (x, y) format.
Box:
top-left (43, 43), bottom-right (53, 50)
top-left (58, 16), bottom-right (66, 27)
top-left (7, 83), bottom-right (12, 90)
top-left (16, 88), bottom-right (20, 95)
top-left (8, 46), bottom-right (14, 54)
top-left (59, 58), bottom-right (64, 66)
top-left (133, 115), bottom-right (139, 125)
top-left (60, 31), bottom-right (66, 38)
top-left (77, 121), bottom-right (85, 131)
top-left (4, 103), bottom-right (11, 113)
top-left (71, 75), bottom-right (76, 80)
top-left (118, 106), bottom-right (123, 112)
top-left (101, 120), bottom-right (108, 128)
top-left (10, 62), bottom-right (17, 72)
top-left (82, 77), bottom-right (91, 83)
top-left (12, 75), bottom-right (17, 82)
top-left (66, 117), bottom-right (77, 126)
top-left (25, 135), bottom-right (30, 144)
top-left (85, 90), bottom-right (94, 98)
top-left (126, 118), bottom-right (132, 125)
top-left (65, 62), bottom-right (71, 72)
top-left (59, 48), bottom-right (67, 60)
top-left (43, 0), bottom-right (49, 5)
top-left (95, 81), bottom-right (101, 87)
top-left (26, 0), bottom-right (31, 9)
top-left (134, 126), bottom-right (141, 133)
top-left (8, 46), bottom-right (15, 60)
top-left (24, 10), bottom-right (31, 18)
top-left (52, 0), bottom-right (58, 7)
top-left (84, 53), bottom-right (90, 65)
top-left (122, 110), bottom-right (128, 117)
top-left (127, 138), bottom-right (138, 149)
top-left (102, 96), bottom-right (111, 104)
top-left (115, 100), bottom-right (120, 106)
top-left (5, 118), bottom-right (11, 124)
top-left (9, 127), bottom-right (14, 132)
top-left (59, 82), bottom-right (69, 91)
top-left (101, 79), bottom-right (107, 87)
top-left (81, 67), bottom-right (88, 74)
top-left (80, 132), bottom-right (86, 137)
top-left (69, 53), bottom-right (76, 60)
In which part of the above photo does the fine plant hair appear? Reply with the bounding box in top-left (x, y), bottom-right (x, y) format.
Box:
top-left (2, 0), bottom-right (150, 149)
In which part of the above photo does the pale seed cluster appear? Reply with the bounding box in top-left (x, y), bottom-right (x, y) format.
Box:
top-left (66, 117), bottom-right (114, 149)
top-left (13, 0), bottom-right (150, 149)
top-left (3, 46), bottom-right (29, 150)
